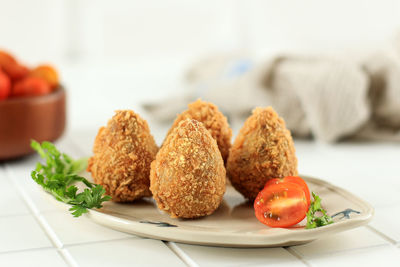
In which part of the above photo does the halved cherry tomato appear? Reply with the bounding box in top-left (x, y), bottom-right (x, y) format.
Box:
top-left (12, 77), bottom-right (51, 97)
top-left (264, 176), bottom-right (310, 207)
top-left (254, 182), bottom-right (308, 228)
top-left (30, 65), bottom-right (59, 89)
top-left (0, 70), bottom-right (11, 100)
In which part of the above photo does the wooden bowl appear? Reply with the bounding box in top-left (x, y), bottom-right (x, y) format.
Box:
top-left (0, 87), bottom-right (66, 160)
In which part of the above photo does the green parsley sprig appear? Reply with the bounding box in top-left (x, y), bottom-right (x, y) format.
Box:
top-left (306, 192), bottom-right (334, 229)
top-left (31, 140), bottom-right (111, 217)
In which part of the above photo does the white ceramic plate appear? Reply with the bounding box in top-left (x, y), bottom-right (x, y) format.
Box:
top-left (58, 175), bottom-right (372, 248)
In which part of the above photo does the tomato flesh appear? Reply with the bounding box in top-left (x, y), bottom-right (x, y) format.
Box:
top-left (254, 183), bottom-right (308, 228)
top-left (264, 176), bottom-right (310, 207)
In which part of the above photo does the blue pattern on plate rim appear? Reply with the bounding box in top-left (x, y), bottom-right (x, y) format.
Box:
top-left (138, 208), bottom-right (361, 228)
top-left (332, 208), bottom-right (361, 220)
top-left (139, 220), bottom-right (177, 227)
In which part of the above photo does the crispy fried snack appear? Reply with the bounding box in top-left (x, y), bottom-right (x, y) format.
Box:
top-left (227, 107), bottom-right (298, 201)
top-left (150, 119), bottom-right (226, 218)
top-left (87, 110), bottom-right (158, 202)
top-left (165, 99), bottom-right (232, 163)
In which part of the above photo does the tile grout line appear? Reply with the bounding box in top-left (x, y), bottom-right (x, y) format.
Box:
top-left (36, 214), bottom-right (64, 248)
top-left (4, 165), bottom-right (63, 247)
top-left (63, 236), bottom-right (137, 248)
top-left (65, 138), bottom-right (199, 267)
top-left (290, 243), bottom-right (395, 260)
top-left (64, 136), bottom-right (199, 266)
top-left (3, 165), bottom-right (78, 267)
top-left (2, 165), bottom-right (40, 216)
top-left (0, 246), bottom-right (54, 256)
top-left (285, 247), bottom-right (311, 267)
top-left (365, 225), bottom-right (397, 245)
top-left (164, 242), bottom-right (199, 267)
top-left (58, 248), bottom-right (80, 267)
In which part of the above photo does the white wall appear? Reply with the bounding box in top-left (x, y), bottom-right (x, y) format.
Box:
top-left (0, 0), bottom-right (68, 64)
top-left (1, 0), bottom-right (400, 132)
top-left (1, 0), bottom-right (400, 65)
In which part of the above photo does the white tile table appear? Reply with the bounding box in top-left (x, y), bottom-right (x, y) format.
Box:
top-left (1, 129), bottom-right (399, 266)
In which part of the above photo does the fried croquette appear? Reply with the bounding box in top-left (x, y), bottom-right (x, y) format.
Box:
top-left (87, 110), bottom-right (158, 202)
top-left (150, 119), bottom-right (226, 218)
top-left (227, 107), bottom-right (298, 201)
top-left (165, 99), bottom-right (232, 163)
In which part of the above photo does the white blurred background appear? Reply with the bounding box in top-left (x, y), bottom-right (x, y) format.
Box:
top-left (1, 0), bottom-right (400, 138)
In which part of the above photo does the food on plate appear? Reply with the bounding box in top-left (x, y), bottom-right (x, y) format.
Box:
top-left (227, 107), bottom-right (298, 201)
top-left (0, 70), bottom-right (11, 100)
top-left (306, 192), bottom-right (334, 229)
top-left (254, 181), bottom-right (308, 228)
top-left (31, 140), bottom-right (111, 217)
top-left (254, 175), bottom-right (333, 229)
top-left (264, 176), bottom-right (310, 207)
top-left (0, 49), bottom-right (60, 100)
top-left (29, 104), bottom-right (335, 231)
top-left (88, 110), bottom-right (158, 202)
top-left (165, 99), bottom-right (232, 163)
top-left (150, 119), bottom-right (226, 218)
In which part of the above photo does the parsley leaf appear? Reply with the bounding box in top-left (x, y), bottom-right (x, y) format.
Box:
top-left (306, 192), bottom-right (334, 229)
top-left (30, 140), bottom-right (111, 217)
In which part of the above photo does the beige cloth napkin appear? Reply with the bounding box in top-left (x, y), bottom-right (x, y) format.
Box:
top-left (143, 41), bottom-right (400, 143)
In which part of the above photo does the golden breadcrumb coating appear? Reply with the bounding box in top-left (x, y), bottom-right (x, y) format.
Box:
top-left (87, 110), bottom-right (158, 202)
top-left (165, 99), bottom-right (232, 163)
top-left (150, 119), bottom-right (226, 219)
top-left (227, 107), bottom-right (298, 201)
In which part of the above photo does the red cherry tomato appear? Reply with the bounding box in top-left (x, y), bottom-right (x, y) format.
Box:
top-left (254, 183), bottom-right (308, 228)
top-left (0, 70), bottom-right (11, 100)
top-left (30, 65), bottom-right (59, 89)
top-left (0, 50), bottom-right (17, 67)
top-left (3, 63), bottom-right (29, 81)
top-left (0, 51), bottom-right (29, 81)
top-left (264, 176), bottom-right (310, 207)
top-left (12, 77), bottom-right (51, 97)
